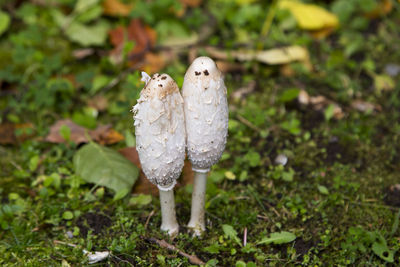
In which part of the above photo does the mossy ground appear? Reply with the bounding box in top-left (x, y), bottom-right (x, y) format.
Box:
top-left (1, 0), bottom-right (400, 266)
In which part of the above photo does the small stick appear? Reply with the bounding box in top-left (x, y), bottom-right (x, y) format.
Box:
top-left (243, 227), bottom-right (247, 247)
top-left (147, 237), bottom-right (205, 265)
top-left (53, 240), bottom-right (77, 248)
top-left (144, 210), bottom-right (155, 229)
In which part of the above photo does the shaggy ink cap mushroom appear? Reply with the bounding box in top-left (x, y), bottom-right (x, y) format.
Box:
top-left (133, 72), bottom-right (186, 190)
top-left (182, 57), bottom-right (229, 235)
top-left (182, 56), bottom-right (229, 172)
top-left (133, 72), bottom-right (185, 236)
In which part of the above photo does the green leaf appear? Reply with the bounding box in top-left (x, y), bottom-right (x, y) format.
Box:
top-left (222, 224), bottom-right (242, 246)
top-left (279, 88), bottom-right (300, 103)
top-left (0, 11), bottom-right (10, 36)
top-left (203, 243), bottom-right (222, 254)
top-left (124, 130), bottom-right (136, 147)
top-left (129, 194), bottom-right (152, 206)
top-left (317, 185), bottom-right (329, 195)
top-left (73, 143), bottom-right (139, 199)
top-left (29, 155), bottom-right (40, 172)
top-left (74, 0), bottom-right (100, 14)
top-left (65, 20), bottom-right (109, 47)
top-left (60, 124), bottom-right (71, 141)
top-left (244, 151), bottom-right (261, 167)
top-left (257, 231), bottom-right (296, 245)
top-left (372, 242), bottom-right (394, 262)
top-left (62, 211), bottom-right (74, 220)
top-left (91, 75), bottom-right (111, 94)
top-left (282, 169), bottom-right (294, 182)
top-left (324, 104), bottom-right (335, 121)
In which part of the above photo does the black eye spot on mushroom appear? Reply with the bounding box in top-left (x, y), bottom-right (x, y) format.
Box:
top-left (195, 71), bottom-right (201, 76)
top-left (203, 70), bottom-right (209, 76)
top-left (161, 76), bottom-right (167, 80)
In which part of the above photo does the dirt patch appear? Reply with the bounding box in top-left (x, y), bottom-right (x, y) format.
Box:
top-left (383, 185), bottom-right (400, 207)
top-left (294, 238), bottom-right (315, 259)
top-left (76, 212), bottom-right (112, 237)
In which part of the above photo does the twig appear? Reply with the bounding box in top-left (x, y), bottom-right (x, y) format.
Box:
top-left (147, 237), bottom-right (205, 265)
top-left (144, 210), bottom-right (155, 229)
top-left (243, 227), bottom-right (247, 247)
top-left (236, 114), bottom-right (262, 132)
top-left (53, 240), bottom-right (77, 248)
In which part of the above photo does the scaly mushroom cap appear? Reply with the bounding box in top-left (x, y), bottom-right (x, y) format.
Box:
top-left (133, 73), bottom-right (186, 190)
top-left (182, 57), bottom-right (229, 172)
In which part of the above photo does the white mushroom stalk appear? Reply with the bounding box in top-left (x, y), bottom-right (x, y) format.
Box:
top-left (133, 72), bottom-right (186, 237)
top-left (182, 57), bottom-right (229, 236)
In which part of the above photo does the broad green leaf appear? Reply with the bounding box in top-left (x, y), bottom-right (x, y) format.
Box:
top-left (62, 211), bottom-right (74, 220)
top-left (318, 185), bottom-right (329, 195)
top-left (257, 231), bottom-right (296, 245)
top-left (91, 75), bottom-right (111, 94)
top-left (372, 241), bottom-right (394, 262)
top-left (0, 11), bottom-right (10, 36)
top-left (65, 20), bottom-right (110, 47)
top-left (222, 224), bottom-right (242, 246)
top-left (124, 130), bottom-right (136, 147)
top-left (74, 0), bottom-right (100, 14)
top-left (324, 104), bottom-right (335, 121)
top-left (279, 88), bottom-right (300, 103)
top-left (129, 194), bottom-right (152, 206)
top-left (74, 142), bottom-right (139, 199)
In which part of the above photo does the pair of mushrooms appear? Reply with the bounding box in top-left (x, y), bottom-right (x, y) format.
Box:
top-left (133, 57), bottom-right (228, 237)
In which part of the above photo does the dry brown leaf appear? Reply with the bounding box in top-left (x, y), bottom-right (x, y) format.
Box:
top-left (109, 19), bottom-right (161, 69)
top-left (180, 0), bottom-right (202, 7)
top-left (351, 100), bottom-right (381, 113)
top-left (139, 52), bottom-right (166, 73)
top-left (365, 0), bottom-right (392, 19)
top-left (45, 119), bottom-right (124, 145)
top-left (309, 27), bottom-right (336, 40)
top-left (216, 60), bottom-right (245, 73)
top-left (119, 147), bottom-right (194, 196)
top-left (92, 125), bottom-right (124, 145)
top-left (72, 48), bottom-right (94, 59)
top-left (0, 122), bottom-right (34, 145)
top-left (298, 90), bottom-right (344, 119)
top-left (87, 95), bottom-right (109, 111)
top-left (103, 0), bottom-right (133, 17)
top-left (232, 81), bottom-right (256, 100)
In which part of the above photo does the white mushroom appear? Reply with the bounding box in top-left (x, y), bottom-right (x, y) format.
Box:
top-left (133, 72), bottom-right (186, 236)
top-left (182, 57), bottom-right (229, 235)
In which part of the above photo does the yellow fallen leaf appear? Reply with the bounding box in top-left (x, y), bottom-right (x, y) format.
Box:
top-left (225, 171), bottom-right (236, 180)
top-left (374, 74), bottom-right (395, 92)
top-left (279, 0), bottom-right (339, 30)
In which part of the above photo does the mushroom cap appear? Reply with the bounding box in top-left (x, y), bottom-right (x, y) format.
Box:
top-left (182, 57), bottom-right (229, 171)
top-left (133, 73), bottom-right (186, 190)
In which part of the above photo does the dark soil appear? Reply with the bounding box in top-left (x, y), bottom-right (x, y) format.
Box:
top-left (294, 238), bottom-right (316, 259)
top-left (383, 185), bottom-right (400, 207)
top-left (76, 212), bottom-right (112, 237)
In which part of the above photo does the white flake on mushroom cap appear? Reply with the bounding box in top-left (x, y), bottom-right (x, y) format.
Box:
top-left (133, 72), bottom-right (186, 236)
top-left (182, 57), bottom-right (229, 235)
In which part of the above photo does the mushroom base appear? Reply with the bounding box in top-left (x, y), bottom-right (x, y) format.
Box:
top-left (187, 171), bottom-right (208, 236)
top-left (159, 189), bottom-right (179, 237)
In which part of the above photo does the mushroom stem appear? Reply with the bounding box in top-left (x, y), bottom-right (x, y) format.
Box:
top-left (188, 170), bottom-right (208, 236)
top-left (159, 188), bottom-right (179, 237)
